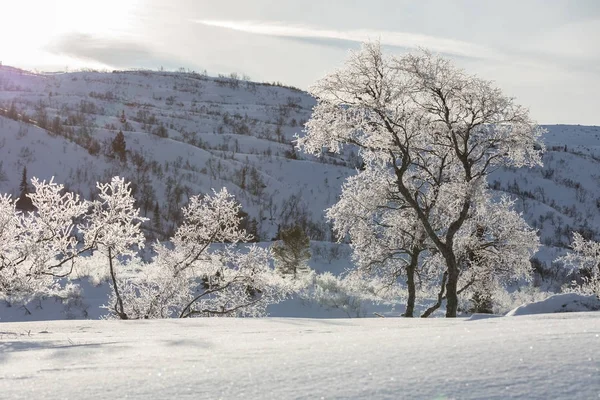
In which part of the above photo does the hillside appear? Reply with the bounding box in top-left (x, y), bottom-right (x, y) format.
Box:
top-left (1, 65), bottom-right (599, 312)
top-left (0, 66), bottom-right (355, 241)
top-left (490, 124), bottom-right (600, 289)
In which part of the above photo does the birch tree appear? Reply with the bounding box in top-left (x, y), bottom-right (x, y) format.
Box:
top-left (113, 188), bottom-right (291, 319)
top-left (299, 42), bottom-right (543, 316)
top-left (0, 178), bottom-right (88, 297)
top-left (1, 179), bottom-right (291, 318)
top-left (80, 177), bottom-right (147, 319)
top-left (327, 166), bottom-right (432, 317)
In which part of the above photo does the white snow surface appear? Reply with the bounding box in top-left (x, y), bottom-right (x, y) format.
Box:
top-left (506, 293), bottom-right (600, 316)
top-left (1, 314), bottom-right (599, 400)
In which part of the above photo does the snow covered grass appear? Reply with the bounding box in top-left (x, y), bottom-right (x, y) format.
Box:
top-left (1, 313), bottom-right (599, 399)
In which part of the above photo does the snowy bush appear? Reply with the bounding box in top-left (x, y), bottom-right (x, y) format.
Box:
top-left (559, 233), bottom-right (600, 298)
top-left (299, 271), bottom-right (401, 318)
top-left (140, 188), bottom-right (292, 319)
top-left (0, 178), bottom-right (293, 319)
top-left (96, 187), bottom-right (293, 319)
top-left (455, 284), bottom-right (551, 315)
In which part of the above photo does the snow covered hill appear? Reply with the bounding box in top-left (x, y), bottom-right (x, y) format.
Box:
top-left (1, 65), bottom-right (600, 319)
top-left (2, 66), bottom-right (598, 248)
top-left (1, 313), bottom-right (599, 399)
top-left (490, 124), bottom-right (600, 289)
top-left (0, 65), bottom-right (355, 241)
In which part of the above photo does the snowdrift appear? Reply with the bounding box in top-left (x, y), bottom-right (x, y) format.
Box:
top-left (506, 293), bottom-right (600, 316)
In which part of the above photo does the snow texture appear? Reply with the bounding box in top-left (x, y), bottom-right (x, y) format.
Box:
top-left (0, 314), bottom-right (599, 399)
top-left (506, 293), bottom-right (600, 316)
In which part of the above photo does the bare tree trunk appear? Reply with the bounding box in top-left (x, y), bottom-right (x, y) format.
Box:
top-left (440, 247), bottom-right (460, 317)
top-left (391, 154), bottom-right (470, 318)
top-left (445, 264), bottom-right (459, 318)
top-left (403, 254), bottom-right (418, 317)
top-left (436, 245), bottom-right (461, 318)
top-left (108, 248), bottom-right (128, 320)
top-left (422, 271), bottom-right (448, 318)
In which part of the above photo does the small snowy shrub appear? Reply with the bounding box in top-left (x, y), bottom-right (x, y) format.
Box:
top-left (559, 233), bottom-right (600, 298)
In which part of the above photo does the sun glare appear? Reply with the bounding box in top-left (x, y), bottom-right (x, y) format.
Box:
top-left (0, 0), bottom-right (142, 69)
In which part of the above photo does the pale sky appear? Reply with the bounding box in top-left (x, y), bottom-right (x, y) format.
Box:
top-left (1, 0), bottom-right (599, 125)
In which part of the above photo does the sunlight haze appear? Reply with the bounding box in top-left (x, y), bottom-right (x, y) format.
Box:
top-left (1, 0), bottom-right (599, 124)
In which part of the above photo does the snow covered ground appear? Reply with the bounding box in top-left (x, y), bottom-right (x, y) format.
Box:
top-left (506, 293), bottom-right (600, 316)
top-left (1, 314), bottom-right (599, 399)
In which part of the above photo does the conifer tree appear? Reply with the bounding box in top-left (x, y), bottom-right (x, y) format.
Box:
top-left (272, 225), bottom-right (311, 278)
top-left (16, 166), bottom-right (34, 212)
top-left (111, 130), bottom-right (127, 162)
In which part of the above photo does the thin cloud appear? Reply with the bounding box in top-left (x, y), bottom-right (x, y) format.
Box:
top-left (196, 20), bottom-right (500, 60)
top-left (47, 33), bottom-right (180, 69)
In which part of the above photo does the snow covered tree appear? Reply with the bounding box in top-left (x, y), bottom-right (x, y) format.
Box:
top-left (0, 194), bottom-right (28, 295)
top-left (272, 225), bottom-right (311, 278)
top-left (0, 177), bottom-right (291, 318)
top-left (0, 178), bottom-right (88, 297)
top-left (113, 188), bottom-right (291, 319)
top-left (298, 42), bottom-right (543, 316)
top-left (328, 163), bottom-right (538, 317)
top-left (420, 194), bottom-right (539, 317)
top-left (327, 167), bottom-right (431, 317)
top-left (559, 233), bottom-right (600, 298)
top-left (80, 177), bottom-right (147, 319)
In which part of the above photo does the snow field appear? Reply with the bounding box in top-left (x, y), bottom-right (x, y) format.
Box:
top-left (1, 313), bottom-right (599, 399)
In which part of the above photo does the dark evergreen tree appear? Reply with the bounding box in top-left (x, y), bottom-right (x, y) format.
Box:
top-left (469, 290), bottom-right (494, 314)
top-left (7, 101), bottom-right (18, 120)
top-left (111, 130), bottom-right (127, 162)
top-left (19, 166), bottom-right (27, 194)
top-left (51, 116), bottom-right (62, 135)
top-left (16, 166), bottom-right (35, 212)
top-left (272, 225), bottom-right (311, 278)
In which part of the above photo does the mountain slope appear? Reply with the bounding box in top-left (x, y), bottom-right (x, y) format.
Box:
top-left (1, 65), bottom-right (599, 290)
top-left (0, 66), bottom-right (355, 240)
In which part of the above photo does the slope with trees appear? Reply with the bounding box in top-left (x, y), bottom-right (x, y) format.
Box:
top-left (0, 61), bottom-right (599, 319)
